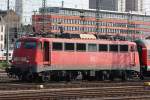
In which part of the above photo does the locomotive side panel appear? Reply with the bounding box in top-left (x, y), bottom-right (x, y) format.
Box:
top-left (51, 51), bottom-right (139, 70)
top-left (51, 51), bottom-right (113, 69)
top-left (50, 41), bottom-right (140, 72)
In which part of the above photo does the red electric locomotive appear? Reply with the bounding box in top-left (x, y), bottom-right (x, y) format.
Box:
top-left (7, 34), bottom-right (141, 82)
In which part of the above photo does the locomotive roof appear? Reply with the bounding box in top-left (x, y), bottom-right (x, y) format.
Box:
top-left (18, 36), bottom-right (136, 45)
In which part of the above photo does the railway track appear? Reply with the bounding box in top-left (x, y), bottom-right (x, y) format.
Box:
top-left (0, 71), bottom-right (16, 82)
top-left (0, 71), bottom-right (147, 90)
top-left (1, 71), bottom-right (150, 99)
top-left (0, 81), bottom-right (146, 90)
top-left (0, 86), bottom-right (150, 100)
top-left (0, 71), bottom-right (145, 90)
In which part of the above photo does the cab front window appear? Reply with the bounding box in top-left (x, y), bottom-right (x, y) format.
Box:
top-left (24, 42), bottom-right (37, 49)
top-left (15, 41), bottom-right (21, 49)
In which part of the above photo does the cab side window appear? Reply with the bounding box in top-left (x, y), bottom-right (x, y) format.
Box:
top-left (38, 42), bottom-right (42, 49)
top-left (15, 41), bottom-right (21, 49)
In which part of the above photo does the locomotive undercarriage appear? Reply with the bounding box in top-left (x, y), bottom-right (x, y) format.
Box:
top-left (6, 66), bottom-right (140, 82)
top-left (6, 65), bottom-right (141, 82)
top-left (36, 70), bottom-right (139, 82)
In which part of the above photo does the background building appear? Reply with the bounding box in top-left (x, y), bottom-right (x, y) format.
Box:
top-left (15, 0), bottom-right (32, 25)
top-left (125, 0), bottom-right (143, 12)
top-left (89, 0), bottom-right (143, 13)
top-left (0, 10), bottom-right (20, 49)
top-left (32, 7), bottom-right (150, 39)
top-left (89, 0), bottom-right (122, 11)
top-left (143, 0), bottom-right (150, 14)
top-left (0, 16), bottom-right (5, 50)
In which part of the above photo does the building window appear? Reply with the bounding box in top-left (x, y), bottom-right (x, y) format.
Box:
top-left (0, 44), bottom-right (2, 50)
top-left (1, 35), bottom-right (3, 41)
top-left (38, 42), bottom-right (42, 49)
top-left (1, 26), bottom-right (3, 32)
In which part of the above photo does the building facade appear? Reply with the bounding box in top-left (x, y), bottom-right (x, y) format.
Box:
top-left (125, 0), bottom-right (143, 12)
top-left (89, 0), bottom-right (122, 11)
top-left (89, 0), bottom-right (143, 13)
top-left (0, 17), bottom-right (5, 50)
top-left (32, 7), bottom-right (150, 38)
top-left (143, 0), bottom-right (150, 15)
top-left (0, 10), bottom-right (20, 49)
top-left (15, 0), bottom-right (32, 25)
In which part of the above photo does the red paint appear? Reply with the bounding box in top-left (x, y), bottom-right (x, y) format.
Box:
top-left (12, 37), bottom-right (140, 71)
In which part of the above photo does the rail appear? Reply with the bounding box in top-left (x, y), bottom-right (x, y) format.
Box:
top-left (0, 85), bottom-right (149, 100)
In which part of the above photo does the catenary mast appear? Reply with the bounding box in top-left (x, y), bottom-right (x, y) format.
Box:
top-left (42, 0), bottom-right (47, 33)
top-left (6, 0), bottom-right (10, 64)
top-left (96, 0), bottom-right (100, 37)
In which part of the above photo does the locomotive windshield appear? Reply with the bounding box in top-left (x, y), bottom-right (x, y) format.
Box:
top-left (24, 42), bottom-right (36, 49)
top-left (15, 41), bottom-right (37, 49)
top-left (15, 41), bottom-right (21, 49)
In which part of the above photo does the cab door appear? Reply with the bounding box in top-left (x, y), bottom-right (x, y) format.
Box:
top-left (43, 41), bottom-right (50, 65)
top-left (130, 45), bottom-right (136, 66)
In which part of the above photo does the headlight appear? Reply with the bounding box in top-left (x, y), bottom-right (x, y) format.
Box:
top-left (13, 57), bottom-right (27, 62)
top-left (21, 57), bottom-right (27, 62)
top-left (13, 57), bottom-right (19, 61)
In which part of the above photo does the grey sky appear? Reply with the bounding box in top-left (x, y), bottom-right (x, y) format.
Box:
top-left (0, 0), bottom-right (150, 12)
top-left (144, 0), bottom-right (150, 13)
top-left (0, 0), bottom-right (89, 10)
top-left (0, 0), bottom-right (88, 24)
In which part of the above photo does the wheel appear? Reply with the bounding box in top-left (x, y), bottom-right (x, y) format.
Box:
top-left (100, 71), bottom-right (106, 81)
top-left (41, 75), bottom-right (49, 82)
top-left (65, 72), bottom-right (71, 82)
top-left (140, 70), bottom-right (144, 80)
top-left (26, 73), bottom-right (34, 82)
top-left (139, 74), bottom-right (144, 80)
top-left (101, 74), bottom-right (105, 81)
top-left (106, 72), bottom-right (110, 80)
top-left (121, 71), bottom-right (127, 81)
top-left (20, 74), bottom-right (27, 82)
top-left (39, 72), bottom-right (51, 82)
top-left (109, 73), bottom-right (114, 81)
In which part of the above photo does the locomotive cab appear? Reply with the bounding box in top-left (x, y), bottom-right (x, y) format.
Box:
top-left (8, 38), bottom-right (43, 80)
